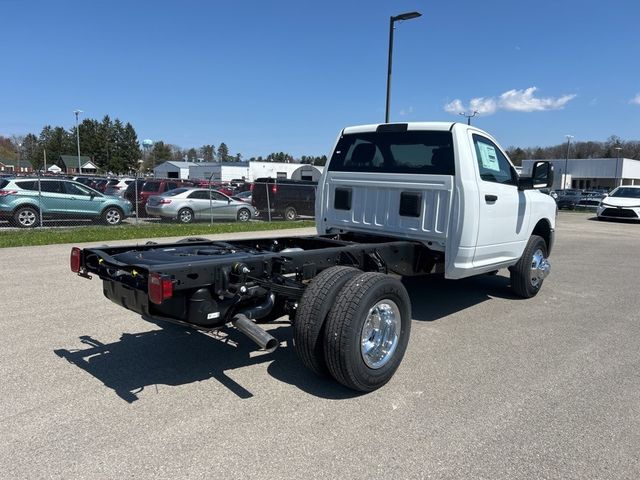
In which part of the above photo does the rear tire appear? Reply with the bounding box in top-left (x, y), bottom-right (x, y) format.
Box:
top-left (177, 208), bottom-right (194, 224)
top-left (323, 272), bottom-right (411, 392)
top-left (510, 235), bottom-right (549, 298)
top-left (13, 206), bottom-right (39, 228)
top-left (294, 266), bottom-right (363, 377)
top-left (283, 206), bottom-right (297, 221)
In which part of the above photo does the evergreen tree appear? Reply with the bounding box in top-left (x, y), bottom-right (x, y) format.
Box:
top-left (217, 142), bottom-right (229, 162)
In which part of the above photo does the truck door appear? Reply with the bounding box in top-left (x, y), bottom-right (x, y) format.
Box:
top-left (470, 133), bottom-right (530, 267)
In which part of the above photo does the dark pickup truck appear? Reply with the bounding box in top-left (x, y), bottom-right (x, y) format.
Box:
top-left (251, 178), bottom-right (316, 220)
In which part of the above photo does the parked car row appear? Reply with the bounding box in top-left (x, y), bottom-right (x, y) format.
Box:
top-left (0, 176), bottom-right (264, 228)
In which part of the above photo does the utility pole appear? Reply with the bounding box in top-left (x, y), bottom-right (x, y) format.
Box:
top-left (74, 109), bottom-right (83, 174)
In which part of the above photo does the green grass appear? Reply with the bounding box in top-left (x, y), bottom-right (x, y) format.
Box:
top-left (0, 220), bottom-right (316, 248)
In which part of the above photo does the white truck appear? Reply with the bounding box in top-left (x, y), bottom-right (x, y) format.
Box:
top-left (70, 122), bottom-right (556, 392)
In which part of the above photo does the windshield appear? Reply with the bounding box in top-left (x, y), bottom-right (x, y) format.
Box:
top-left (329, 130), bottom-right (455, 175)
top-left (610, 187), bottom-right (640, 199)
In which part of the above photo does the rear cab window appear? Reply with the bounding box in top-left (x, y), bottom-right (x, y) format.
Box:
top-left (329, 130), bottom-right (455, 175)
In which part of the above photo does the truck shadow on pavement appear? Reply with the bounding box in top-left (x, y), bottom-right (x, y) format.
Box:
top-left (402, 273), bottom-right (515, 322)
top-left (54, 274), bottom-right (513, 402)
top-left (54, 322), bottom-right (361, 403)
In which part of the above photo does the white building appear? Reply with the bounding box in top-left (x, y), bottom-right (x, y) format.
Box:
top-left (153, 161), bottom-right (193, 180)
top-left (154, 161), bottom-right (324, 183)
top-left (521, 158), bottom-right (640, 190)
top-left (249, 162), bottom-right (323, 182)
top-left (188, 163), bottom-right (250, 182)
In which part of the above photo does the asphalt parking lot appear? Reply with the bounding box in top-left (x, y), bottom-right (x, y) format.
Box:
top-left (1, 212), bottom-right (639, 479)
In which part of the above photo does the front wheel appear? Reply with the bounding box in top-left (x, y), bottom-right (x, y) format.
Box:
top-left (510, 235), bottom-right (549, 298)
top-left (323, 272), bottom-right (411, 392)
top-left (102, 207), bottom-right (124, 226)
top-left (237, 208), bottom-right (251, 222)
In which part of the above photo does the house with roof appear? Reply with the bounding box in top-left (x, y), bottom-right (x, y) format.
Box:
top-left (57, 155), bottom-right (97, 174)
top-left (0, 158), bottom-right (34, 173)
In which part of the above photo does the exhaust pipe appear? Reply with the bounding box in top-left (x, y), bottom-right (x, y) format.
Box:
top-left (232, 313), bottom-right (279, 353)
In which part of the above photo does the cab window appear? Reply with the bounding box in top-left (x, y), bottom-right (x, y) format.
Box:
top-left (473, 135), bottom-right (517, 186)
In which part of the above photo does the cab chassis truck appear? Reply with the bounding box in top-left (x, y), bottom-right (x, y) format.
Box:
top-left (70, 123), bottom-right (556, 392)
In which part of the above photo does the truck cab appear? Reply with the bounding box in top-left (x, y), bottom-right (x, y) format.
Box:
top-left (316, 122), bottom-right (556, 279)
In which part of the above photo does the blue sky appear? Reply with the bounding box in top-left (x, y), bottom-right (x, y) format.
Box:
top-left (1, 0), bottom-right (639, 157)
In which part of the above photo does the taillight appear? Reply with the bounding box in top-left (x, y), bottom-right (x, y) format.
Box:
top-left (70, 247), bottom-right (82, 273)
top-left (0, 190), bottom-right (17, 197)
top-left (271, 184), bottom-right (277, 194)
top-left (149, 272), bottom-right (173, 304)
top-left (158, 199), bottom-right (172, 204)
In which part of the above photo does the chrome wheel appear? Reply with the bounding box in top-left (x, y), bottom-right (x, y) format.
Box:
top-left (104, 208), bottom-right (122, 225)
top-left (530, 248), bottom-right (550, 288)
top-left (360, 299), bottom-right (401, 369)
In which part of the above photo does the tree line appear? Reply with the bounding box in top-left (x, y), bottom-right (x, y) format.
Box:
top-left (7, 119), bottom-right (633, 173)
top-left (506, 135), bottom-right (639, 166)
top-left (2, 120), bottom-right (329, 173)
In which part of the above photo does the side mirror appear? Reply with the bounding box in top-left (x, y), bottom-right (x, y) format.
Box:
top-left (519, 161), bottom-right (554, 190)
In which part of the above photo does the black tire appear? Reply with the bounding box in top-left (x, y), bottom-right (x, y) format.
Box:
top-left (323, 272), bottom-right (411, 392)
top-left (13, 206), bottom-right (39, 228)
top-left (177, 208), bottom-right (194, 224)
top-left (237, 208), bottom-right (251, 222)
top-left (102, 207), bottom-right (124, 226)
top-left (510, 235), bottom-right (549, 298)
top-left (283, 206), bottom-right (297, 221)
top-left (294, 266), bottom-right (363, 377)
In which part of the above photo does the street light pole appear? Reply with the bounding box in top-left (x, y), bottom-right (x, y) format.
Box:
top-left (563, 134), bottom-right (573, 191)
top-left (74, 109), bottom-right (83, 175)
top-left (459, 111), bottom-right (478, 125)
top-left (614, 146), bottom-right (622, 187)
top-left (385, 11), bottom-right (421, 123)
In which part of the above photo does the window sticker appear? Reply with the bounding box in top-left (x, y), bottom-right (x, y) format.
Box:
top-left (478, 143), bottom-right (500, 172)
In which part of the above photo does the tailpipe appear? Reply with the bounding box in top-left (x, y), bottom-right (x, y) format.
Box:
top-left (232, 313), bottom-right (279, 353)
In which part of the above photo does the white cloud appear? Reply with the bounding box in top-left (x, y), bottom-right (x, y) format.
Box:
top-left (631, 94), bottom-right (640, 105)
top-left (469, 97), bottom-right (498, 115)
top-left (444, 87), bottom-right (576, 117)
top-left (399, 106), bottom-right (415, 116)
top-left (498, 87), bottom-right (576, 112)
top-left (444, 99), bottom-right (464, 114)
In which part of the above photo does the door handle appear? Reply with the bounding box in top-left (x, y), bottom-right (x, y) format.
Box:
top-left (485, 194), bottom-right (498, 202)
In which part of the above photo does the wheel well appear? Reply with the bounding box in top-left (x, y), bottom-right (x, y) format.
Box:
top-left (13, 203), bottom-right (39, 214)
top-left (532, 219), bottom-right (552, 253)
top-left (102, 205), bottom-right (123, 215)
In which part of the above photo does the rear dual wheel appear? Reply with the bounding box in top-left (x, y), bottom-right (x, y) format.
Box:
top-left (294, 267), bottom-right (411, 392)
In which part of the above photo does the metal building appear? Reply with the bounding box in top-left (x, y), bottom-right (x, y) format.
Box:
top-left (521, 158), bottom-right (640, 190)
